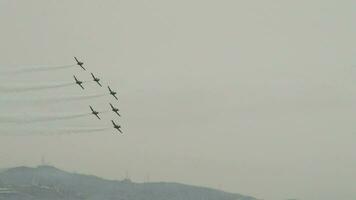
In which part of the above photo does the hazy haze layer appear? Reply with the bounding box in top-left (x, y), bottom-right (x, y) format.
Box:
top-left (0, 1), bottom-right (355, 200)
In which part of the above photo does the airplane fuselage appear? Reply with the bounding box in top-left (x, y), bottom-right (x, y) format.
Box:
top-left (89, 106), bottom-right (100, 119)
top-left (114, 126), bottom-right (122, 133)
top-left (108, 87), bottom-right (118, 100)
top-left (111, 120), bottom-right (122, 133)
top-left (110, 104), bottom-right (120, 116)
top-left (74, 57), bottom-right (85, 70)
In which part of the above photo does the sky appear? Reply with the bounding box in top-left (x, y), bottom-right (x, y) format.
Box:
top-left (0, 1), bottom-right (355, 200)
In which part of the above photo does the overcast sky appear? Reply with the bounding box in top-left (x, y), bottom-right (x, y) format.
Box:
top-left (0, 1), bottom-right (355, 200)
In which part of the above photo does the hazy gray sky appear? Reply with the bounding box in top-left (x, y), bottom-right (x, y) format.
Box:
top-left (0, 1), bottom-right (355, 200)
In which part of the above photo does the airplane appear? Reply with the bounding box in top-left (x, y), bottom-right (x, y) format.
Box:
top-left (73, 75), bottom-right (84, 90)
top-left (109, 103), bottom-right (121, 116)
top-left (91, 73), bottom-right (102, 87)
top-left (74, 57), bottom-right (86, 70)
top-left (89, 106), bottom-right (101, 120)
top-left (111, 120), bottom-right (122, 133)
top-left (108, 86), bottom-right (118, 100)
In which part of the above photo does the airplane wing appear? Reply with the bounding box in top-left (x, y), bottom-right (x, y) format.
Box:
top-left (74, 57), bottom-right (79, 62)
top-left (95, 114), bottom-right (101, 120)
top-left (113, 94), bottom-right (118, 100)
top-left (116, 111), bottom-right (121, 117)
top-left (79, 84), bottom-right (84, 90)
top-left (97, 81), bottom-right (102, 87)
top-left (91, 73), bottom-right (95, 79)
top-left (73, 75), bottom-right (78, 81)
top-left (118, 128), bottom-right (123, 134)
top-left (110, 103), bottom-right (114, 109)
top-left (90, 106), bottom-right (94, 112)
top-left (111, 120), bottom-right (116, 126)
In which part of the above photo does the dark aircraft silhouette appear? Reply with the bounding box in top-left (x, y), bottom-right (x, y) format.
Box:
top-left (108, 86), bottom-right (118, 100)
top-left (110, 103), bottom-right (120, 116)
top-left (91, 73), bottom-right (102, 87)
top-left (111, 120), bottom-right (122, 133)
top-left (74, 57), bottom-right (86, 70)
top-left (74, 75), bottom-right (84, 89)
top-left (90, 106), bottom-right (100, 120)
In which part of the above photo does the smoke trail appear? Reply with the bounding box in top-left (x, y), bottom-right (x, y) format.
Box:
top-left (45, 94), bottom-right (107, 102)
top-left (16, 64), bottom-right (76, 73)
top-left (0, 112), bottom-right (91, 124)
top-left (1, 64), bottom-right (76, 74)
top-left (0, 94), bottom-right (107, 104)
top-left (0, 127), bottom-right (110, 136)
top-left (57, 127), bottom-right (110, 134)
top-left (0, 82), bottom-right (74, 93)
top-left (25, 113), bottom-right (91, 123)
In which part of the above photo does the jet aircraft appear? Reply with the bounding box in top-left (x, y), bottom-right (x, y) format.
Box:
top-left (90, 106), bottom-right (101, 120)
top-left (91, 73), bottom-right (102, 87)
top-left (108, 86), bottom-right (118, 100)
top-left (74, 75), bottom-right (84, 89)
top-left (74, 57), bottom-right (86, 70)
top-left (111, 120), bottom-right (122, 133)
top-left (110, 103), bottom-right (120, 116)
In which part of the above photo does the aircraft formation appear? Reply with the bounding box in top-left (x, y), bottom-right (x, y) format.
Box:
top-left (73, 57), bottom-right (123, 134)
top-left (0, 57), bottom-right (123, 134)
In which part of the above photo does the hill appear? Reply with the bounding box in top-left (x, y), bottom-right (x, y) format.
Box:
top-left (0, 165), bottom-right (258, 200)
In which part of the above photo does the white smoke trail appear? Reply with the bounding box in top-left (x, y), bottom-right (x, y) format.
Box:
top-left (0, 64), bottom-right (76, 74)
top-left (0, 82), bottom-right (75, 93)
top-left (57, 127), bottom-right (110, 134)
top-left (0, 112), bottom-right (91, 124)
top-left (44, 94), bottom-right (107, 103)
top-left (15, 64), bottom-right (76, 73)
top-left (0, 94), bottom-right (107, 104)
top-left (0, 127), bottom-right (110, 136)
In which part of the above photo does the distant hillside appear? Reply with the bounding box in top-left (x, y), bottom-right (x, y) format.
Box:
top-left (0, 165), bottom-right (258, 200)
